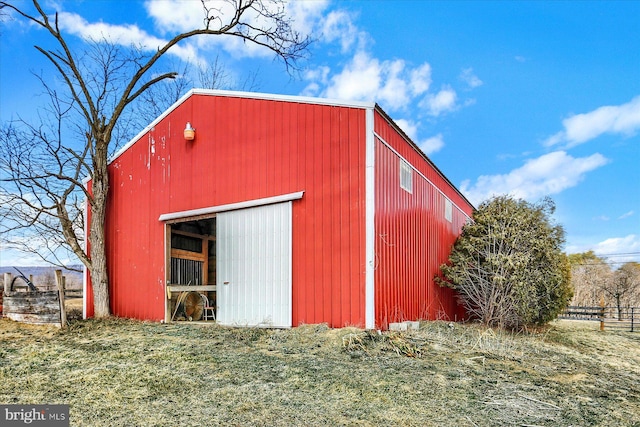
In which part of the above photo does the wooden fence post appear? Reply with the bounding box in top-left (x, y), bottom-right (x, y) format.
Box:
top-left (4, 272), bottom-right (11, 293)
top-left (599, 296), bottom-right (605, 331)
top-left (55, 270), bottom-right (67, 328)
top-left (1, 272), bottom-right (9, 316)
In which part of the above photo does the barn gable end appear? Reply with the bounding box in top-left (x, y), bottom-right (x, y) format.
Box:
top-left (84, 89), bottom-right (473, 329)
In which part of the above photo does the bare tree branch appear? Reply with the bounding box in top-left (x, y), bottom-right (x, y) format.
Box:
top-left (0, 0), bottom-right (309, 317)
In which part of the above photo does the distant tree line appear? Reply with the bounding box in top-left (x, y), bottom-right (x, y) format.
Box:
top-left (568, 251), bottom-right (640, 317)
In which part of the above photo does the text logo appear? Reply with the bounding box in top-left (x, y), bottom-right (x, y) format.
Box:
top-left (1, 405), bottom-right (69, 426)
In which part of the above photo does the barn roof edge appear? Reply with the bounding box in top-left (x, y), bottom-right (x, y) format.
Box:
top-left (105, 89), bottom-right (377, 166)
top-left (373, 105), bottom-right (476, 212)
top-left (98, 90), bottom-right (474, 213)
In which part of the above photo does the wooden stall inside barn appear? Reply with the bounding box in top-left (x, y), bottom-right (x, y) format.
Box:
top-left (165, 219), bottom-right (217, 322)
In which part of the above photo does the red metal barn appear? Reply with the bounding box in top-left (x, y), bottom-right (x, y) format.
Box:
top-left (84, 90), bottom-right (473, 329)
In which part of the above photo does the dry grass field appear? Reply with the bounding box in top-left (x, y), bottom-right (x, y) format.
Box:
top-left (0, 317), bottom-right (638, 426)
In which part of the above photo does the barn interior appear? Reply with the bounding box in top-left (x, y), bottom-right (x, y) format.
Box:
top-left (167, 217), bottom-right (217, 322)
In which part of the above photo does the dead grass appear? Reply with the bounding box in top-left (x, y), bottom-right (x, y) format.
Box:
top-left (0, 318), bottom-right (638, 426)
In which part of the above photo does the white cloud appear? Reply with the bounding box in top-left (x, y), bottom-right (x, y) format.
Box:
top-left (410, 63), bottom-right (432, 95)
top-left (144, 0), bottom-right (329, 60)
top-left (618, 211), bottom-right (635, 220)
top-left (545, 95), bottom-right (640, 148)
top-left (419, 134), bottom-right (445, 155)
top-left (303, 66), bottom-right (330, 85)
top-left (58, 11), bottom-right (201, 63)
top-left (58, 12), bottom-right (149, 43)
top-left (459, 67), bottom-right (483, 89)
top-left (0, 249), bottom-right (47, 267)
top-left (320, 9), bottom-right (365, 52)
top-left (0, 247), bottom-right (79, 268)
top-left (394, 119), bottom-right (444, 155)
top-left (378, 60), bottom-right (411, 110)
top-left (305, 51), bottom-right (433, 111)
top-left (144, 0), bottom-right (205, 34)
top-left (593, 235), bottom-right (640, 263)
top-left (460, 151), bottom-right (610, 205)
top-left (394, 119), bottom-right (418, 140)
top-left (566, 234), bottom-right (640, 264)
top-left (145, 0), bottom-right (325, 37)
top-left (300, 66), bottom-right (330, 97)
top-left (422, 85), bottom-right (457, 116)
top-left (287, 0), bottom-right (331, 36)
top-left (322, 51), bottom-right (383, 101)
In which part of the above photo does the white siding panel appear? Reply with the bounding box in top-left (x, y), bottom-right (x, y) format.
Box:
top-left (217, 202), bottom-right (292, 327)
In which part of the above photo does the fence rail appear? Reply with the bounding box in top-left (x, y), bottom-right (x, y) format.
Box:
top-left (559, 305), bottom-right (637, 332)
top-left (35, 285), bottom-right (83, 299)
top-left (2, 270), bottom-right (70, 327)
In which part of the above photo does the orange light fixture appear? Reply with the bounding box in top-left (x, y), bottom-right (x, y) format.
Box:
top-left (184, 122), bottom-right (195, 141)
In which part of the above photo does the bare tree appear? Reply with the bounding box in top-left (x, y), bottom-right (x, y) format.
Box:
top-left (37, 269), bottom-right (56, 288)
top-left (0, 84), bottom-right (87, 271)
top-left (568, 253), bottom-right (640, 314)
top-left (198, 55), bottom-right (263, 92)
top-left (606, 263), bottom-right (640, 319)
top-left (135, 61), bottom-right (196, 129)
top-left (0, 0), bottom-right (309, 317)
top-left (136, 55), bottom-right (262, 127)
top-left (567, 251), bottom-right (613, 306)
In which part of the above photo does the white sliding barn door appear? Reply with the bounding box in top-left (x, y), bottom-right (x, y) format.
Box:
top-left (216, 202), bottom-right (292, 327)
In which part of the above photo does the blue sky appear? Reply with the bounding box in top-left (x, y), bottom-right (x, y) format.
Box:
top-left (1, 0), bottom-right (639, 266)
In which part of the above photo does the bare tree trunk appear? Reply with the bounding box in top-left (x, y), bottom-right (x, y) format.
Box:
top-left (616, 294), bottom-right (622, 321)
top-left (89, 142), bottom-right (110, 317)
top-left (0, 0), bottom-right (309, 320)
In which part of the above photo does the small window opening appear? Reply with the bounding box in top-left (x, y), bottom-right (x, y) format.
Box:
top-left (400, 159), bottom-right (413, 193)
top-left (444, 198), bottom-right (453, 223)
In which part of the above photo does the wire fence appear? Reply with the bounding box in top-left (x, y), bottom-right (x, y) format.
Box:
top-left (559, 306), bottom-right (637, 332)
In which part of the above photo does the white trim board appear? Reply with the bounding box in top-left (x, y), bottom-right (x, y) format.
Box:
top-left (158, 191), bottom-right (304, 223)
top-left (191, 88), bottom-right (376, 110)
top-left (364, 107), bottom-right (376, 330)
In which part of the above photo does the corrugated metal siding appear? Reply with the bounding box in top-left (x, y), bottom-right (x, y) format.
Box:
top-left (374, 110), bottom-right (472, 214)
top-left (90, 94), bottom-right (367, 326)
top-left (373, 111), bottom-right (473, 329)
top-left (103, 128), bottom-right (167, 320)
top-left (216, 202), bottom-right (292, 327)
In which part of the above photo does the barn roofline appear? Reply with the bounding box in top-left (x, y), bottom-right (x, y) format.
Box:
top-left (105, 89), bottom-right (376, 167)
top-left (373, 105), bottom-right (476, 212)
top-left (95, 89), bottom-right (474, 211)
